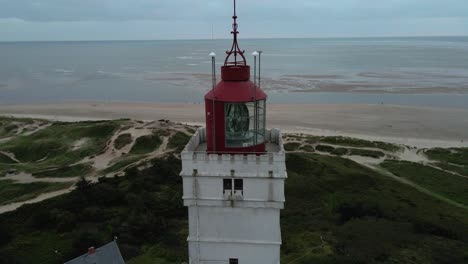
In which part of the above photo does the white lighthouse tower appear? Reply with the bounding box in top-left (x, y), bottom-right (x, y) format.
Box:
top-left (180, 1), bottom-right (286, 263)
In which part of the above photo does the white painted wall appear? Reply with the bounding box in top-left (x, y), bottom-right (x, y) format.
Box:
top-left (182, 128), bottom-right (286, 264)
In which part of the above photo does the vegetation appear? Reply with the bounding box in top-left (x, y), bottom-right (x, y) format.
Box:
top-left (331, 147), bottom-right (348, 156)
top-left (282, 153), bottom-right (468, 263)
top-left (284, 142), bottom-right (301, 151)
top-left (300, 135), bottom-right (402, 152)
top-left (0, 180), bottom-right (72, 205)
top-left (130, 133), bottom-right (162, 155)
top-left (168, 132), bottom-right (191, 152)
top-left (381, 160), bottom-right (468, 206)
top-left (315, 145), bottom-right (335, 153)
top-left (299, 145), bottom-right (315, 152)
top-left (0, 156), bottom-right (186, 264)
top-left (0, 153), bottom-right (17, 164)
top-left (0, 152), bottom-right (466, 263)
top-left (100, 155), bottom-right (145, 175)
top-left (0, 117), bottom-right (39, 139)
top-left (114, 133), bottom-right (133, 150)
top-left (0, 120), bottom-right (122, 175)
top-left (32, 164), bottom-right (94, 178)
top-left (348, 148), bottom-right (385, 159)
top-left (433, 162), bottom-right (468, 177)
top-left (0, 118), bottom-right (467, 263)
top-left (425, 148), bottom-right (468, 166)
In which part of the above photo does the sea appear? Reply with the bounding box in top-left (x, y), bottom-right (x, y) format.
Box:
top-left (1, 37), bottom-right (468, 109)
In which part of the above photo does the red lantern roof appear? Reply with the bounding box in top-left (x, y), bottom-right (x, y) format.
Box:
top-left (205, 81), bottom-right (267, 102)
top-left (205, 0), bottom-right (267, 103)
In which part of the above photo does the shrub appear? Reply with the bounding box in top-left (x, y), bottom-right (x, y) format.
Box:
top-left (114, 133), bottom-right (133, 150)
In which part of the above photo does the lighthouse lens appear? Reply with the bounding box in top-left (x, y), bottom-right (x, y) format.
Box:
top-left (225, 101), bottom-right (266, 148)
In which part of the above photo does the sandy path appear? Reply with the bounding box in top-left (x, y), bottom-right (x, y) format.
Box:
top-left (4, 172), bottom-right (78, 184)
top-left (1, 102), bottom-right (468, 148)
top-left (0, 188), bottom-right (73, 214)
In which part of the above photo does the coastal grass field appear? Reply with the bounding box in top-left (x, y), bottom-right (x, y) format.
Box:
top-left (0, 117), bottom-right (467, 263)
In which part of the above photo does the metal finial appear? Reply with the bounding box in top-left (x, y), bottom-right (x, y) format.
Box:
top-left (224, 0), bottom-right (246, 66)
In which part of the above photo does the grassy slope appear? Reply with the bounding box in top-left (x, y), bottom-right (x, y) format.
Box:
top-left (426, 148), bottom-right (468, 166)
top-left (114, 133), bottom-right (133, 150)
top-left (0, 120), bottom-right (122, 175)
top-left (0, 153), bottom-right (466, 263)
top-left (299, 135), bottom-right (402, 152)
top-left (32, 164), bottom-right (94, 178)
top-left (130, 133), bottom-right (162, 155)
top-left (0, 180), bottom-right (72, 205)
top-left (0, 156), bottom-right (186, 264)
top-left (381, 160), bottom-right (468, 206)
top-left (282, 154), bottom-right (468, 263)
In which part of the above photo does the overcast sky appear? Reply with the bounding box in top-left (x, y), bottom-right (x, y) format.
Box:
top-left (0, 0), bottom-right (467, 41)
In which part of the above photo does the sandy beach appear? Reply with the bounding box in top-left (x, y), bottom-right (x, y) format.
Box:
top-left (1, 102), bottom-right (467, 148)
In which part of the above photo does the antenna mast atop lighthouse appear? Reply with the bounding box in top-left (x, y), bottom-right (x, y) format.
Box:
top-left (225, 0), bottom-right (246, 66)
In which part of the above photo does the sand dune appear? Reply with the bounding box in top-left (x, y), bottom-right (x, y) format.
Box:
top-left (1, 102), bottom-right (467, 148)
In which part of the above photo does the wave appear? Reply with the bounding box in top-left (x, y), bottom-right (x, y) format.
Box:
top-left (177, 56), bottom-right (203, 60)
top-left (54, 69), bottom-right (74, 74)
top-left (96, 70), bottom-right (123, 76)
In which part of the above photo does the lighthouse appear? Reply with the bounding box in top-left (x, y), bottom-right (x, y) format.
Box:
top-left (180, 1), bottom-right (286, 263)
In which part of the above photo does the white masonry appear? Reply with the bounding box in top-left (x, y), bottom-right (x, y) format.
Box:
top-left (181, 128), bottom-right (287, 264)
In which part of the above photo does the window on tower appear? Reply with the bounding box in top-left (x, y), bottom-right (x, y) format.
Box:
top-left (229, 258), bottom-right (239, 264)
top-left (234, 179), bottom-right (243, 193)
top-left (223, 179), bottom-right (232, 192)
top-left (225, 101), bottom-right (266, 148)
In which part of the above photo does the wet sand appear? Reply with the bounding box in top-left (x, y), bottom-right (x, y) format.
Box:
top-left (1, 102), bottom-right (467, 148)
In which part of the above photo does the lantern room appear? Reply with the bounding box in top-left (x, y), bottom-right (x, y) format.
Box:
top-left (204, 2), bottom-right (267, 154)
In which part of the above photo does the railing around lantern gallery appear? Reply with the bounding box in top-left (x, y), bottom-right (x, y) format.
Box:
top-left (181, 128), bottom-right (286, 179)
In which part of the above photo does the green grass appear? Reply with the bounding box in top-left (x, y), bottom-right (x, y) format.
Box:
top-left (100, 156), bottom-right (144, 175)
top-left (348, 148), bottom-right (386, 159)
top-left (299, 135), bottom-right (402, 152)
top-left (315, 144), bottom-right (335, 153)
top-left (299, 145), bottom-right (315, 152)
top-left (0, 117), bottom-right (38, 138)
top-left (331, 147), bottom-right (348, 156)
top-left (32, 164), bottom-right (94, 178)
top-left (284, 142), bottom-right (301, 151)
top-left (0, 153), bottom-right (467, 263)
top-left (0, 120), bottom-right (122, 174)
top-left (114, 133), bottom-right (133, 150)
top-left (381, 160), bottom-right (468, 206)
top-left (0, 153), bottom-right (17, 164)
top-left (0, 180), bottom-right (72, 205)
top-left (282, 153), bottom-right (468, 263)
top-left (313, 145), bottom-right (385, 158)
top-left (425, 148), bottom-right (468, 166)
top-left (433, 162), bottom-right (468, 177)
top-left (168, 132), bottom-right (191, 152)
top-left (0, 156), bottom-right (187, 264)
top-left (130, 133), bottom-right (162, 155)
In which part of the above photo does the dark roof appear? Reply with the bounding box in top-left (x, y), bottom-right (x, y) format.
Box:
top-left (64, 241), bottom-right (125, 264)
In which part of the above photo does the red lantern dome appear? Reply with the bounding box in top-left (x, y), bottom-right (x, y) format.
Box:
top-left (205, 0), bottom-right (267, 154)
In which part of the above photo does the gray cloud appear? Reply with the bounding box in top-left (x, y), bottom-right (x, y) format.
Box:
top-left (0, 0), bottom-right (467, 41)
top-left (1, 0), bottom-right (467, 22)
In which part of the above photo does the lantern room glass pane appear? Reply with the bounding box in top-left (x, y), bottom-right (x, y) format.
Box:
top-left (225, 100), bottom-right (266, 148)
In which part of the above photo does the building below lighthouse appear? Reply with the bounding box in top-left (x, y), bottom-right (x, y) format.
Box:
top-left (180, 1), bottom-right (287, 264)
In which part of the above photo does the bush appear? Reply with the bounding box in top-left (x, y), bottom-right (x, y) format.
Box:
top-left (284, 143), bottom-right (301, 151)
top-left (114, 133), bottom-right (133, 150)
top-left (316, 145), bottom-right (335, 153)
top-left (130, 133), bottom-right (162, 155)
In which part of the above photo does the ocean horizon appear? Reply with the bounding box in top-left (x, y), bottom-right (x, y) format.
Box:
top-left (2, 36), bottom-right (468, 108)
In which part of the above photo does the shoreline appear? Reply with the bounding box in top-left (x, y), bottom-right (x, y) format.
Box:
top-left (1, 102), bottom-right (468, 148)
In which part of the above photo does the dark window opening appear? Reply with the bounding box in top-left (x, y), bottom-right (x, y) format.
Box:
top-left (223, 179), bottom-right (232, 191)
top-left (234, 179), bottom-right (243, 191)
top-left (229, 259), bottom-right (239, 264)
